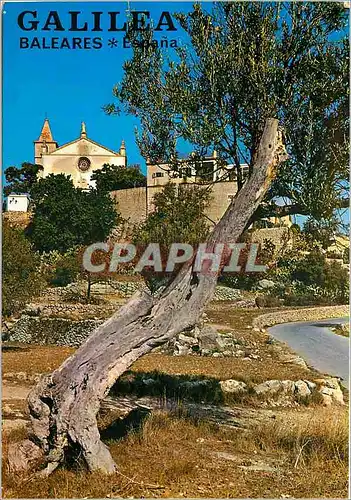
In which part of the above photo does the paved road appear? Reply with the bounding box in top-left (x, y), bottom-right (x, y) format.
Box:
top-left (268, 317), bottom-right (349, 388)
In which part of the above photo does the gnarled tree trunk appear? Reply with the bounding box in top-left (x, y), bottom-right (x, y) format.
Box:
top-left (8, 118), bottom-right (287, 476)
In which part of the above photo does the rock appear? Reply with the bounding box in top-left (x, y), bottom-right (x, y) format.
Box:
top-left (294, 380), bottom-right (311, 397)
top-left (214, 451), bottom-right (238, 461)
top-left (191, 325), bottom-right (201, 338)
top-left (319, 386), bottom-right (344, 405)
top-left (253, 380), bottom-right (283, 395)
top-left (181, 380), bottom-right (211, 391)
top-left (280, 353), bottom-right (308, 369)
top-left (178, 333), bottom-right (197, 346)
top-left (220, 379), bottom-right (247, 394)
top-left (201, 349), bottom-right (211, 357)
top-left (320, 377), bottom-right (341, 390)
top-left (7, 439), bottom-right (44, 474)
top-left (257, 279), bottom-right (275, 290)
top-left (142, 378), bottom-right (156, 386)
top-left (222, 350), bottom-right (232, 357)
top-left (215, 334), bottom-right (232, 349)
top-left (198, 325), bottom-right (220, 350)
top-left (280, 380), bottom-right (295, 394)
top-left (235, 299), bottom-right (256, 308)
top-left (315, 378), bottom-right (344, 405)
top-left (319, 393), bottom-right (333, 406)
top-left (174, 343), bottom-right (192, 356)
top-left (304, 380), bottom-right (316, 391)
top-left (239, 461), bottom-right (277, 473)
top-left (213, 286), bottom-right (242, 301)
top-left (212, 352), bottom-right (223, 358)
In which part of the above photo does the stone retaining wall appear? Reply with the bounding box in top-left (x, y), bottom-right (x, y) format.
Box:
top-left (25, 302), bottom-right (116, 319)
top-left (253, 305), bottom-right (349, 329)
top-left (41, 282), bottom-right (244, 301)
top-left (8, 316), bottom-right (103, 347)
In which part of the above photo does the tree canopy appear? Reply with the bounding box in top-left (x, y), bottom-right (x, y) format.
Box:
top-left (90, 163), bottom-right (146, 193)
top-left (107, 2), bottom-right (349, 226)
top-left (4, 162), bottom-right (43, 197)
top-left (133, 182), bottom-right (211, 248)
top-left (27, 174), bottom-right (119, 253)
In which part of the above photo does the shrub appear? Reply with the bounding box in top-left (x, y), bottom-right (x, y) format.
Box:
top-left (49, 251), bottom-right (81, 287)
top-left (255, 295), bottom-right (282, 308)
top-left (2, 221), bottom-right (46, 316)
top-left (268, 236), bottom-right (349, 306)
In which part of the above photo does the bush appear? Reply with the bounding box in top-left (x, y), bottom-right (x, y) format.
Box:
top-left (255, 295), bottom-right (282, 308)
top-left (268, 236), bottom-right (349, 306)
top-left (2, 221), bottom-right (46, 316)
top-left (49, 251), bottom-right (81, 287)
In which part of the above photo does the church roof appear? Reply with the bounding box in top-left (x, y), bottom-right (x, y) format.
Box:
top-left (35, 119), bottom-right (124, 156)
top-left (52, 136), bottom-right (122, 156)
top-left (37, 119), bottom-right (55, 142)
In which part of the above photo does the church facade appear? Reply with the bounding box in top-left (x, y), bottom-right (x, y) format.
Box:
top-left (34, 119), bottom-right (126, 189)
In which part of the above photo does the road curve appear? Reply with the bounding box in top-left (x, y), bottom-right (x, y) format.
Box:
top-left (268, 317), bottom-right (349, 388)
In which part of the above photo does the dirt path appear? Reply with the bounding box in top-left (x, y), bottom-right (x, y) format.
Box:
top-left (2, 382), bottom-right (31, 432)
top-left (2, 384), bottom-right (31, 400)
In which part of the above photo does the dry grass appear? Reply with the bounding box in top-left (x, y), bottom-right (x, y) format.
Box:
top-left (2, 345), bottom-right (75, 376)
top-left (2, 345), bottom-right (310, 385)
top-left (2, 407), bottom-right (348, 498)
top-left (132, 353), bottom-right (311, 384)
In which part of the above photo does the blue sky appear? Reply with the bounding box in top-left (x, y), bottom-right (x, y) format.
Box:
top-left (2, 1), bottom-right (195, 175)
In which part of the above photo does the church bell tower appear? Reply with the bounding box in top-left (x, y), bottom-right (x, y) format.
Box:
top-left (34, 118), bottom-right (58, 166)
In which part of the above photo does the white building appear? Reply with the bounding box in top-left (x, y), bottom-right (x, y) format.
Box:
top-left (6, 193), bottom-right (30, 212)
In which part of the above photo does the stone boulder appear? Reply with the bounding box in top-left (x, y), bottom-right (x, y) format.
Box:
top-left (316, 378), bottom-right (345, 406)
top-left (220, 379), bottom-right (247, 394)
top-left (257, 279), bottom-right (275, 290)
top-left (294, 380), bottom-right (311, 397)
top-left (253, 380), bottom-right (287, 395)
top-left (198, 325), bottom-right (221, 350)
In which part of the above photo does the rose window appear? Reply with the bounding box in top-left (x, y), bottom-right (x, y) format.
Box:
top-left (78, 157), bottom-right (91, 172)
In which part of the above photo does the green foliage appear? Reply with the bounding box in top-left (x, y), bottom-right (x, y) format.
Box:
top-left (4, 162), bottom-right (43, 197)
top-left (342, 247), bottom-right (350, 264)
top-left (269, 235), bottom-right (349, 305)
top-left (44, 249), bottom-right (81, 287)
top-left (109, 2), bottom-right (348, 225)
top-left (2, 221), bottom-right (46, 316)
top-left (27, 174), bottom-right (119, 253)
top-left (90, 164), bottom-right (146, 193)
top-left (302, 218), bottom-right (341, 250)
top-left (132, 183), bottom-right (211, 288)
top-left (133, 183), bottom-right (211, 248)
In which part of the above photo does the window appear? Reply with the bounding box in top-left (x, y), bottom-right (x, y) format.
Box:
top-left (77, 157), bottom-right (91, 172)
top-left (152, 172), bottom-right (164, 178)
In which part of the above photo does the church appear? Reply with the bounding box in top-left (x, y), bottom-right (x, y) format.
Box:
top-left (34, 119), bottom-right (127, 189)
